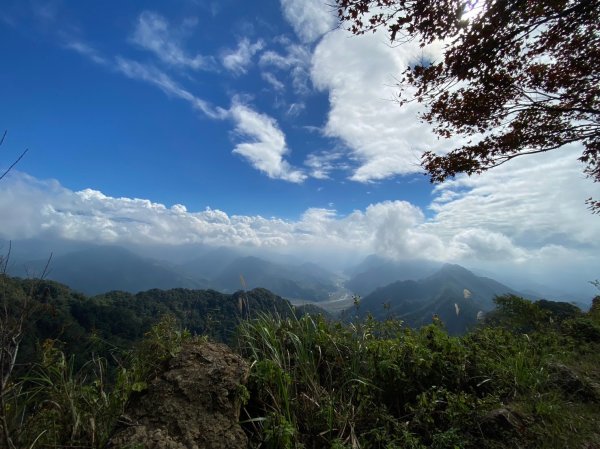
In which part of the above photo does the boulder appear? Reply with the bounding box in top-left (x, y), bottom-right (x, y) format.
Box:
top-left (108, 342), bottom-right (249, 449)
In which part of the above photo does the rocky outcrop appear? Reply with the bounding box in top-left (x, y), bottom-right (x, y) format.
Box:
top-left (108, 342), bottom-right (249, 449)
top-left (547, 362), bottom-right (600, 402)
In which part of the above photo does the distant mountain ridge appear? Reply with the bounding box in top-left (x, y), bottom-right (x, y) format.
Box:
top-left (210, 256), bottom-right (338, 301)
top-left (351, 263), bottom-right (521, 334)
top-left (12, 245), bottom-right (207, 295)
top-left (345, 255), bottom-right (441, 296)
top-left (8, 244), bottom-right (339, 300)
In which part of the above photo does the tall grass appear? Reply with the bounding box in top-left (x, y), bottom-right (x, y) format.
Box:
top-left (238, 311), bottom-right (600, 449)
top-left (6, 315), bottom-right (195, 449)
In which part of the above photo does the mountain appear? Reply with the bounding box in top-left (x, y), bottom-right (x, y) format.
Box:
top-left (212, 256), bottom-right (338, 301)
top-left (345, 255), bottom-right (441, 296)
top-left (0, 238), bottom-right (98, 271)
top-left (6, 243), bottom-right (339, 300)
top-left (178, 246), bottom-right (243, 280)
top-left (351, 264), bottom-right (520, 334)
top-left (13, 246), bottom-right (207, 295)
top-left (0, 274), bottom-right (327, 368)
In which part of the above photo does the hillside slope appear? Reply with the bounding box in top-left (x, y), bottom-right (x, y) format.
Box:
top-left (353, 264), bottom-right (519, 333)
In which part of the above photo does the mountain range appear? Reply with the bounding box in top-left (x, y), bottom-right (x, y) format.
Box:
top-left (351, 264), bottom-right (521, 334)
top-left (5, 242), bottom-right (341, 301)
top-left (4, 240), bottom-right (587, 332)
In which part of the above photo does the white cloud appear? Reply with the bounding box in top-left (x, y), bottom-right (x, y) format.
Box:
top-left (259, 44), bottom-right (312, 94)
top-left (448, 229), bottom-right (527, 262)
top-left (65, 40), bottom-right (305, 183)
top-left (425, 149), bottom-right (600, 249)
top-left (115, 58), bottom-right (227, 119)
top-left (279, 0), bottom-right (336, 43)
top-left (286, 102), bottom-right (305, 117)
top-left (65, 39), bottom-right (227, 120)
top-left (1, 168), bottom-right (599, 294)
top-left (131, 11), bottom-right (212, 70)
top-left (0, 175), bottom-right (440, 256)
top-left (221, 38), bottom-right (264, 74)
top-left (0, 172), bottom-right (295, 247)
top-left (64, 41), bottom-right (108, 65)
top-left (311, 30), bottom-right (449, 182)
top-left (229, 103), bottom-right (306, 183)
top-left (262, 72), bottom-right (285, 92)
top-left (304, 151), bottom-right (345, 179)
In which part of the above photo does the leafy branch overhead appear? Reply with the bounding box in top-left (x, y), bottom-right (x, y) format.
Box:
top-left (336, 0), bottom-right (600, 211)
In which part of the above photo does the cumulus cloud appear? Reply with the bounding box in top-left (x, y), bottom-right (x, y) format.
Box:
top-left (311, 31), bottom-right (449, 182)
top-left (229, 103), bottom-right (306, 183)
top-left (221, 38), bottom-right (264, 74)
top-left (0, 175), bottom-right (431, 256)
top-left (5, 149), bottom-right (598, 265)
top-left (1, 168), bottom-right (599, 294)
top-left (279, 0), bottom-right (336, 43)
top-left (0, 172), bottom-right (295, 247)
top-left (448, 229), bottom-right (527, 262)
top-left (130, 11), bottom-right (213, 70)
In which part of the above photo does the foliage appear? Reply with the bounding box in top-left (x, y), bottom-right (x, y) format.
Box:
top-left (2, 272), bottom-right (599, 448)
top-left (1, 259), bottom-right (53, 449)
top-left (336, 0), bottom-right (600, 212)
top-left (6, 315), bottom-right (193, 449)
top-left (485, 294), bottom-right (552, 332)
top-left (0, 275), bottom-right (303, 371)
top-left (239, 302), bottom-right (600, 448)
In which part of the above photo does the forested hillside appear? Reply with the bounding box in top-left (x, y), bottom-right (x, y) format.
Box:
top-left (0, 275), bottom-right (318, 371)
top-left (2, 271), bottom-right (600, 448)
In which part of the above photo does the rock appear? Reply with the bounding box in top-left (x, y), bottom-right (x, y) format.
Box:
top-left (480, 406), bottom-right (527, 436)
top-left (547, 362), bottom-right (600, 402)
top-left (108, 342), bottom-right (249, 449)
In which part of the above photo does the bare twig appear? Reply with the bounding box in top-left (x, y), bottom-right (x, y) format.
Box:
top-left (0, 149), bottom-right (28, 182)
top-left (0, 131), bottom-right (29, 182)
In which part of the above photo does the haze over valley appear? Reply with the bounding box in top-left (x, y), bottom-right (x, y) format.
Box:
top-left (3, 238), bottom-right (592, 324)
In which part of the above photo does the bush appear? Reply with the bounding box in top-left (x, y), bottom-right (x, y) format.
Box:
top-left (239, 311), bottom-right (600, 449)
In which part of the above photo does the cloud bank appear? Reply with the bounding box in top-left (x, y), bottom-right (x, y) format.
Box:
top-left (2, 149), bottom-right (598, 296)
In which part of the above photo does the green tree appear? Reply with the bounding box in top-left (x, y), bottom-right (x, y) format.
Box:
top-left (336, 0), bottom-right (600, 212)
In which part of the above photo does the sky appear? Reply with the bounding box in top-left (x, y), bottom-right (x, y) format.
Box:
top-left (0, 0), bottom-right (599, 297)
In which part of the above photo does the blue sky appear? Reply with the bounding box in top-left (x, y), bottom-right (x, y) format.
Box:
top-left (0, 0), bottom-right (599, 296)
top-left (0, 0), bottom-right (433, 218)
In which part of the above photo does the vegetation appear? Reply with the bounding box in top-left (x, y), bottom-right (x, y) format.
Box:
top-left (1, 271), bottom-right (599, 448)
top-left (0, 275), bottom-right (310, 370)
top-left (239, 298), bottom-right (600, 448)
top-left (336, 0), bottom-right (600, 212)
